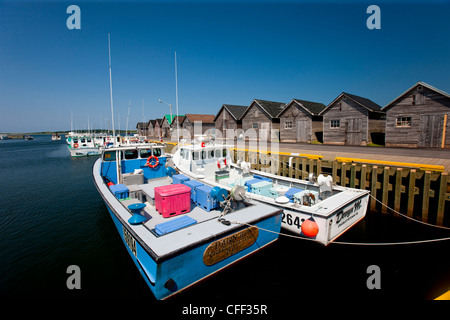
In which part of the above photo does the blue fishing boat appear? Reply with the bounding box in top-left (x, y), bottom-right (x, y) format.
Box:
top-left (93, 144), bottom-right (282, 300)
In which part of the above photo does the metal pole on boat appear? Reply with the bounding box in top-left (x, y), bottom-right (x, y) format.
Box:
top-left (108, 33), bottom-right (116, 145)
top-left (175, 51), bottom-right (180, 145)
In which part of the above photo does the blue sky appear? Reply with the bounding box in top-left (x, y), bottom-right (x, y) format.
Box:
top-left (0, 0), bottom-right (449, 133)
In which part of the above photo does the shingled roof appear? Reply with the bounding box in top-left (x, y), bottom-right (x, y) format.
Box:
top-left (183, 114), bottom-right (215, 124)
top-left (320, 92), bottom-right (382, 115)
top-left (254, 99), bottom-right (286, 118)
top-left (214, 104), bottom-right (248, 122)
top-left (278, 99), bottom-right (327, 117)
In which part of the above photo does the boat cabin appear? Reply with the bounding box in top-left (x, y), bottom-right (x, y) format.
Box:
top-left (175, 143), bottom-right (232, 179)
top-left (101, 145), bottom-right (168, 184)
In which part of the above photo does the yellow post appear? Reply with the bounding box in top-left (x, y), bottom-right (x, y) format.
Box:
top-left (441, 114), bottom-right (447, 149)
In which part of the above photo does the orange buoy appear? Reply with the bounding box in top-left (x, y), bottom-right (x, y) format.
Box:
top-left (301, 217), bottom-right (319, 238)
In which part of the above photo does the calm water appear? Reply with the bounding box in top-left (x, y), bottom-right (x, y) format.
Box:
top-left (0, 135), bottom-right (449, 303)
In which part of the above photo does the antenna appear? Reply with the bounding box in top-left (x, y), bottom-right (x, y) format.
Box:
top-left (108, 33), bottom-right (115, 143)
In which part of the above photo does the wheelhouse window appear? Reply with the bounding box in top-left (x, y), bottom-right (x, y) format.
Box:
top-left (153, 148), bottom-right (162, 157)
top-left (103, 151), bottom-right (117, 161)
top-left (124, 149), bottom-right (138, 160)
top-left (192, 151), bottom-right (199, 161)
top-left (140, 149), bottom-right (152, 158)
top-left (285, 121), bottom-right (293, 129)
top-left (330, 120), bottom-right (340, 128)
top-left (201, 150), bottom-right (206, 160)
top-left (396, 117), bottom-right (411, 128)
top-left (222, 149), bottom-right (227, 157)
top-left (208, 149), bottom-right (214, 158)
top-left (215, 149), bottom-right (221, 158)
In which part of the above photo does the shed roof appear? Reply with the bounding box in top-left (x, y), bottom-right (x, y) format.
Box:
top-left (183, 114), bottom-right (215, 124)
top-left (254, 99), bottom-right (286, 118)
top-left (214, 104), bottom-right (248, 122)
top-left (320, 92), bottom-right (383, 115)
top-left (278, 99), bottom-right (326, 117)
top-left (136, 122), bottom-right (147, 129)
top-left (382, 81), bottom-right (450, 111)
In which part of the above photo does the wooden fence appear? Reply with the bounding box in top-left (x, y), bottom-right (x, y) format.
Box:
top-left (233, 149), bottom-right (450, 227)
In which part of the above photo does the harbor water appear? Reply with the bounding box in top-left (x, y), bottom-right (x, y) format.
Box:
top-left (0, 135), bottom-right (449, 301)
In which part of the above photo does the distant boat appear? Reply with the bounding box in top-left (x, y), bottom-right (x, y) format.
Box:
top-left (92, 144), bottom-right (282, 300)
top-left (51, 133), bottom-right (61, 141)
top-left (0, 134), bottom-right (11, 140)
top-left (24, 135), bottom-right (34, 140)
top-left (66, 134), bottom-right (102, 157)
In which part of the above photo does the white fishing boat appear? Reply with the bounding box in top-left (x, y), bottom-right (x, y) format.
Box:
top-left (51, 133), bottom-right (62, 141)
top-left (93, 144), bottom-right (282, 300)
top-left (67, 134), bottom-right (102, 157)
top-left (172, 141), bottom-right (370, 245)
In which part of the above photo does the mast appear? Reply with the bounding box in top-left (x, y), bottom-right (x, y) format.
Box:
top-left (108, 33), bottom-right (116, 144)
top-left (175, 51), bottom-right (180, 145)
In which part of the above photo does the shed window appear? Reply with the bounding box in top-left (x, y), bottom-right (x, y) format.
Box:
top-left (252, 123), bottom-right (258, 129)
top-left (285, 121), bottom-right (293, 129)
top-left (396, 117), bottom-right (411, 128)
top-left (330, 120), bottom-right (340, 128)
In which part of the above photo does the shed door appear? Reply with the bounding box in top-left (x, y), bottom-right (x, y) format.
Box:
top-left (297, 120), bottom-right (311, 143)
top-left (345, 118), bottom-right (363, 145)
top-left (419, 114), bottom-right (444, 148)
top-left (260, 122), bottom-right (270, 141)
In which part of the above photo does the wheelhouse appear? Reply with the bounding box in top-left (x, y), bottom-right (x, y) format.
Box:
top-left (101, 145), bottom-right (168, 184)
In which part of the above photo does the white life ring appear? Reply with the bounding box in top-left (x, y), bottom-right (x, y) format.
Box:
top-left (217, 158), bottom-right (228, 170)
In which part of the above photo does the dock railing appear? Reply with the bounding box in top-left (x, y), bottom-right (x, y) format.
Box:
top-left (232, 149), bottom-right (450, 227)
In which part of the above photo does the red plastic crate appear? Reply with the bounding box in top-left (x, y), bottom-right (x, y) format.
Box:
top-left (154, 184), bottom-right (191, 218)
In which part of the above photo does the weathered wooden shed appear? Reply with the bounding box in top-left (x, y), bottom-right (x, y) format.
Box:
top-left (214, 104), bottom-right (248, 138)
top-left (240, 99), bottom-right (286, 141)
top-left (180, 114), bottom-right (215, 139)
top-left (320, 92), bottom-right (385, 146)
top-left (147, 120), bottom-right (156, 137)
top-left (153, 118), bottom-right (163, 138)
top-left (168, 115), bottom-right (185, 140)
top-left (277, 99), bottom-right (326, 143)
top-left (160, 115), bottom-right (172, 138)
top-left (383, 81), bottom-right (450, 148)
top-left (136, 122), bottom-right (148, 137)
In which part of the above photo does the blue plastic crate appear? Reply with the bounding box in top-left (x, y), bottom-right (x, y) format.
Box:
top-left (244, 178), bottom-right (261, 191)
top-left (155, 215), bottom-right (197, 236)
top-left (250, 180), bottom-right (273, 197)
top-left (253, 174), bottom-right (272, 182)
top-left (172, 174), bottom-right (190, 185)
top-left (195, 185), bottom-right (218, 212)
top-left (183, 180), bottom-right (204, 203)
top-left (109, 184), bottom-right (129, 199)
top-left (284, 187), bottom-right (304, 202)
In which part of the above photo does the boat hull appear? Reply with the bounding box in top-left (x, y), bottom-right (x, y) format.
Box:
top-left (278, 192), bottom-right (369, 245)
top-left (69, 147), bottom-right (101, 157)
top-left (105, 204), bottom-right (280, 300)
top-left (93, 158), bottom-right (281, 300)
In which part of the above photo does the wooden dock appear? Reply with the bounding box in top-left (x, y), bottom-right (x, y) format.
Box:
top-left (232, 149), bottom-right (450, 227)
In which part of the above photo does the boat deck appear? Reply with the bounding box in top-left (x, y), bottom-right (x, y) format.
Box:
top-left (119, 177), bottom-right (229, 234)
top-left (93, 159), bottom-right (280, 262)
